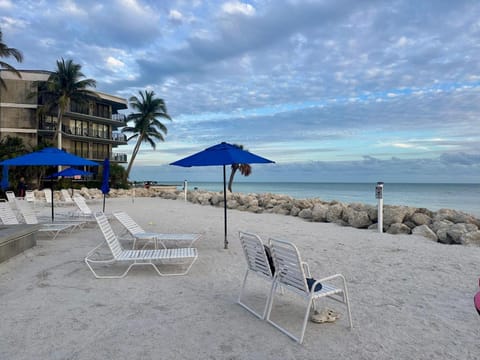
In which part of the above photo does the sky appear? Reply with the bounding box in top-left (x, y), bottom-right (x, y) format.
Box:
top-left (2, 0), bottom-right (480, 183)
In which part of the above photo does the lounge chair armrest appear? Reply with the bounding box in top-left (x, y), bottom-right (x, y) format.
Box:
top-left (301, 261), bottom-right (311, 277)
top-left (319, 273), bottom-right (348, 286)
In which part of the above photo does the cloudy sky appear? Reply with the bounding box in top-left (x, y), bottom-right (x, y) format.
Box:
top-left (2, 0), bottom-right (480, 183)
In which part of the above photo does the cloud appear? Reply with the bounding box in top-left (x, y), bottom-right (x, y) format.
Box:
top-left (221, 1), bottom-right (256, 16)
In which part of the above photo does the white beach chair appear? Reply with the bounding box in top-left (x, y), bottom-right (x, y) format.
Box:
top-left (25, 190), bottom-right (35, 203)
top-left (237, 231), bottom-right (275, 319)
top-left (85, 212), bottom-right (198, 278)
top-left (5, 190), bottom-right (17, 209)
top-left (44, 188), bottom-right (52, 205)
top-left (60, 189), bottom-right (75, 206)
top-left (265, 238), bottom-right (353, 344)
top-left (112, 211), bottom-right (202, 249)
top-left (0, 201), bottom-right (73, 240)
top-left (71, 194), bottom-right (95, 220)
top-left (0, 201), bottom-right (19, 225)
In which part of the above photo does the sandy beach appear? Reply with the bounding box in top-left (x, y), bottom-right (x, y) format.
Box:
top-left (0, 196), bottom-right (479, 359)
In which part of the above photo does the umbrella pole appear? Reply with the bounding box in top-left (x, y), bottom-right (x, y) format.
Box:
top-left (223, 165), bottom-right (228, 249)
top-left (51, 179), bottom-right (54, 222)
top-left (103, 194), bottom-right (106, 212)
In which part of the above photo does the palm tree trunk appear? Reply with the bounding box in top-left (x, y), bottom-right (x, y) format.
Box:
top-left (227, 167), bottom-right (238, 192)
top-left (125, 136), bottom-right (143, 179)
top-left (53, 106), bottom-right (65, 148)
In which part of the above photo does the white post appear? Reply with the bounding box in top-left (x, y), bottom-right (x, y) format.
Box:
top-left (376, 182), bottom-right (384, 233)
top-left (184, 180), bottom-right (188, 202)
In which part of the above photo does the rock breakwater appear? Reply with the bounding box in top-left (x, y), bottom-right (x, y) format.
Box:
top-left (36, 187), bottom-right (480, 246)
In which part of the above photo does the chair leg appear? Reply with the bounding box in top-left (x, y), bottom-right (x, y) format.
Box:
top-left (237, 270), bottom-right (270, 320)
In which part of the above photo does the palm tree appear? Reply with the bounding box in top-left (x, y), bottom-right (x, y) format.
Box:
top-left (0, 29), bottom-right (24, 89)
top-left (227, 144), bottom-right (252, 192)
top-left (38, 58), bottom-right (96, 148)
top-left (122, 90), bottom-right (172, 180)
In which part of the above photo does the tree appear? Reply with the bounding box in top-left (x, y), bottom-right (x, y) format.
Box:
top-left (37, 58), bottom-right (96, 148)
top-left (122, 90), bottom-right (171, 180)
top-left (227, 144), bottom-right (252, 192)
top-left (0, 29), bottom-right (24, 89)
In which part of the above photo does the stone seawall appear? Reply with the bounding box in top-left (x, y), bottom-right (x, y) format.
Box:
top-left (35, 187), bottom-right (480, 246)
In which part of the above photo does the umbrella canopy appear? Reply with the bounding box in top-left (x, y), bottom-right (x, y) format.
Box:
top-left (46, 168), bottom-right (93, 179)
top-left (0, 147), bottom-right (98, 167)
top-left (101, 158), bottom-right (110, 212)
top-left (0, 148), bottom-right (98, 221)
top-left (170, 142), bottom-right (274, 249)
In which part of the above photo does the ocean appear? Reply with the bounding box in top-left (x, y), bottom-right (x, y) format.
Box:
top-left (165, 182), bottom-right (480, 217)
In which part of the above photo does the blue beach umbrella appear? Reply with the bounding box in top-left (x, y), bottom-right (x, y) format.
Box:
top-left (47, 167), bottom-right (93, 179)
top-left (0, 148), bottom-right (98, 221)
top-left (101, 158), bottom-right (110, 212)
top-left (170, 142), bottom-right (274, 249)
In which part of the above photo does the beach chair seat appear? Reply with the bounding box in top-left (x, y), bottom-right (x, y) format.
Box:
top-left (0, 201), bottom-right (73, 240)
top-left (237, 231), bottom-right (275, 319)
top-left (112, 211), bottom-right (201, 249)
top-left (85, 212), bottom-right (198, 278)
top-left (265, 238), bottom-right (353, 344)
top-left (14, 200), bottom-right (83, 239)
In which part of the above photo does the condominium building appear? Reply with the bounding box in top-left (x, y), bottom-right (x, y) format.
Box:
top-left (0, 69), bottom-right (128, 164)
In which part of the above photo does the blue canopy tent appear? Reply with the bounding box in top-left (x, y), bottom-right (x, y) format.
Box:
top-left (100, 158), bottom-right (110, 212)
top-left (0, 148), bottom-right (98, 221)
top-left (170, 142), bottom-right (274, 249)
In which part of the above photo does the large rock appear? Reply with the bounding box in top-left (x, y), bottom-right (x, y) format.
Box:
top-left (387, 223), bottom-right (411, 234)
top-left (434, 209), bottom-right (480, 227)
top-left (383, 206), bottom-right (415, 226)
top-left (412, 225), bottom-right (438, 241)
top-left (344, 208), bottom-right (372, 228)
top-left (311, 204), bottom-right (329, 222)
top-left (411, 212), bottom-right (432, 226)
top-left (460, 231), bottom-right (480, 246)
top-left (298, 208), bottom-right (313, 220)
top-left (326, 203), bottom-right (345, 223)
top-left (446, 223), bottom-right (479, 244)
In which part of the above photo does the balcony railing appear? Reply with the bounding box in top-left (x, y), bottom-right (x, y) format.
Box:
top-left (112, 113), bottom-right (127, 122)
top-left (112, 153), bottom-right (127, 162)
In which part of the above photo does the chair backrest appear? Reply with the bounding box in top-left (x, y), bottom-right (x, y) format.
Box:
top-left (15, 200), bottom-right (39, 224)
top-left (44, 189), bottom-right (52, 204)
top-left (112, 211), bottom-right (145, 235)
top-left (94, 212), bottom-right (124, 259)
top-left (61, 189), bottom-right (74, 203)
top-left (269, 238), bottom-right (309, 295)
top-left (239, 231), bottom-right (273, 279)
top-left (0, 202), bottom-right (19, 224)
top-left (5, 191), bottom-right (16, 203)
top-left (73, 195), bottom-right (92, 215)
top-left (25, 190), bottom-right (35, 203)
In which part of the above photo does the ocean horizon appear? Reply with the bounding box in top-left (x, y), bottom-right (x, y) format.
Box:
top-left (145, 181), bottom-right (480, 217)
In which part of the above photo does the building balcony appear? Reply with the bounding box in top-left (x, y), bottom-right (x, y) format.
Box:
top-left (112, 153), bottom-right (127, 163)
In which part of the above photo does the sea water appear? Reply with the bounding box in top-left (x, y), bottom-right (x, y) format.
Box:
top-left (171, 182), bottom-right (480, 217)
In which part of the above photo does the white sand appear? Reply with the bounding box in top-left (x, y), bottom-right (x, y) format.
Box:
top-left (0, 197), bottom-right (479, 359)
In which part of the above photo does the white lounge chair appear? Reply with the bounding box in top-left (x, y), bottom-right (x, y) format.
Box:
top-left (5, 190), bottom-right (17, 209)
top-left (112, 211), bottom-right (201, 249)
top-left (60, 189), bottom-right (75, 206)
top-left (25, 190), bottom-right (36, 203)
top-left (16, 200), bottom-right (85, 231)
top-left (85, 212), bottom-right (198, 278)
top-left (0, 201), bottom-right (19, 224)
top-left (238, 231), bottom-right (275, 319)
top-left (0, 201), bottom-right (73, 240)
top-left (44, 188), bottom-right (52, 205)
top-left (71, 194), bottom-right (95, 220)
top-left (265, 238), bottom-right (353, 344)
